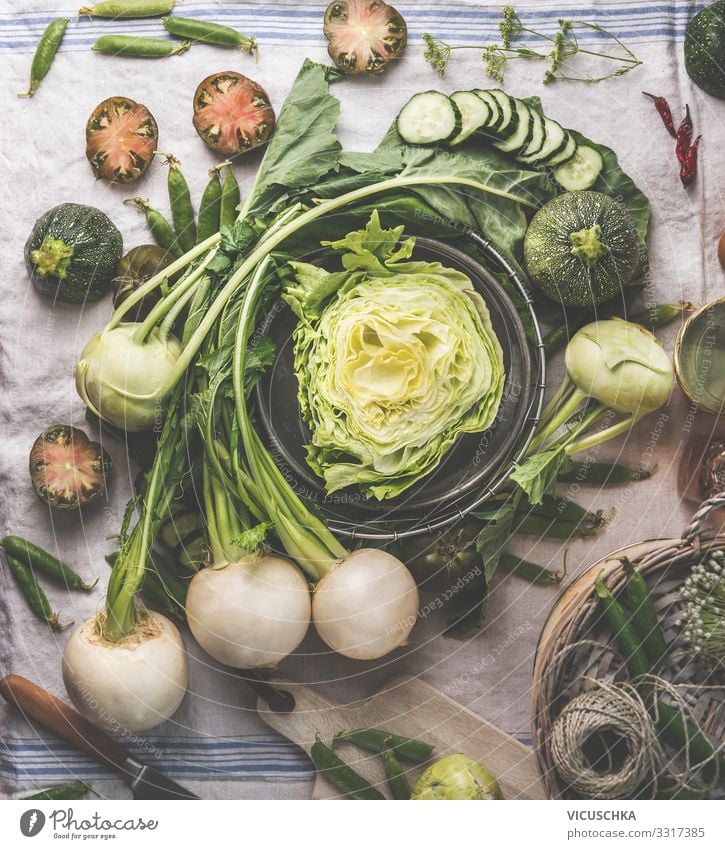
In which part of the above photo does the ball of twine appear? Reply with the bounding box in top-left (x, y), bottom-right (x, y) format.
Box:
top-left (550, 679), bottom-right (665, 799)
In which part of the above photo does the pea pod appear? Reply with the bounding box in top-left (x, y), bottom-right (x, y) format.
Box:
top-left (80, 0), bottom-right (174, 18)
top-left (23, 781), bottom-right (95, 800)
top-left (622, 559), bottom-right (671, 670)
top-left (18, 18), bottom-right (69, 98)
top-left (220, 166), bottom-right (241, 229)
top-left (595, 576), bottom-right (651, 677)
top-left (156, 153), bottom-right (196, 253)
top-left (0, 536), bottom-right (97, 591)
top-left (310, 739), bottom-right (385, 800)
top-left (124, 197), bottom-right (180, 256)
top-left (163, 16), bottom-right (257, 57)
top-left (92, 36), bottom-right (190, 59)
top-left (4, 554), bottom-right (72, 631)
top-left (380, 747), bottom-right (411, 799)
top-left (335, 728), bottom-right (435, 763)
top-left (197, 165), bottom-right (224, 244)
top-left (499, 551), bottom-right (562, 585)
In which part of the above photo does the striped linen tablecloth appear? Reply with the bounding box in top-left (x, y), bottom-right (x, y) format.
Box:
top-left (0, 0), bottom-right (720, 799)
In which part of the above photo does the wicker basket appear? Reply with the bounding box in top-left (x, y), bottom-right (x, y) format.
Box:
top-left (532, 494), bottom-right (725, 799)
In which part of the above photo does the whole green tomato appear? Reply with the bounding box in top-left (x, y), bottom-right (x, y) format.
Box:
top-left (401, 520), bottom-right (485, 593)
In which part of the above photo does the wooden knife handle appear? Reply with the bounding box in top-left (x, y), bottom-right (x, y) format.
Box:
top-left (0, 674), bottom-right (130, 772)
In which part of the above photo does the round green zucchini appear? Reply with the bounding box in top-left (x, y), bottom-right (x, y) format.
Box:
top-left (685, 0), bottom-right (725, 98)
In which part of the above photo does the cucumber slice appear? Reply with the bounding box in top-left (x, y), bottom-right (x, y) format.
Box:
top-left (486, 89), bottom-right (518, 138)
top-left (553, 145), bottom-right (604, 190)
top-left (524, 117), bottom-right (567, 166)
top-left (473, 90), bottom-right (503, 132)
top-left (449, 91), bottom-right (491, 145)
top-left (516, 108), bottom-right (546, 161)
top-left (544, 133), bottom-right (577, 167)
top-left (493, 98), bottom-right (534, 153)
top-left (396, 91), bottom-right (462, 145)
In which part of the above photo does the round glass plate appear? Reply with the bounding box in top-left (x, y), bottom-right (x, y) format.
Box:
top-left (255, 233), bottom-right (545, 539)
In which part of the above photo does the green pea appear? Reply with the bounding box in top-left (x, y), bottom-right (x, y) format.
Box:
top-left (156, 153), bottom-right (196, 253)
top-left (92, 35), bottom-right (190, 59)
top-left (220, 166), bottom-right (241, 228)
top-left (163, 16), bottom-right (257, 57)
top-left (18, 18), bottom-right (69, 98)
top-left (197, 166), bottom-right (224, 244)
top-left (0, 535), bottom-right (97, 592)
top-left (5, 554), bottom-right (72, 631)
top-left (124, 197), bottom-right (180, 256)
top-left (80, 0), bottom-right (174, 18)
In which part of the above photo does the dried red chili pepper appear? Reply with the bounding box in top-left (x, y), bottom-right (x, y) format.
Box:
top-left (680, 135), bottom-right (701, 187)
top-left (675, 104), bottom-right (694, 164)
top-left (643, 91), bottom-right (676, 137)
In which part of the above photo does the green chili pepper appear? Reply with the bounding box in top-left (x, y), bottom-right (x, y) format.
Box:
top-left (0, 536), bottom-right (97, 592)
top-left (220, 166), bottom-right (241, 229)
top-left (558, 461), bottom-right (651, 485)
top-left (92, 35), bottom-right (190, 59)
top-left (310, 739), bottom-right (385, 800)
top-left (18, 18), bottom-right (69, 98)
top-left (514, 513), bottom-right (598, 540)
top-left (5, 554), bottom-right (72, 631)
top-left (197, 166), bottom-right (224, 244)
top-left (523, 493), bottom-right (609, 527)
top-left (499, 552), bottom-right (562, 585)
top-left (23, 781), bottom-right (95, 800)
top-left (629, 302), bottom-right (694, 329)
top-left (595, 575), bottom-right (721, 776)
top-left (124, 197), bottom-right (180, 256)
top-left (335, 729), bottom-right (435, 763)
top-left (80, 0), bottom-right (174, 18)
top-left (156, 153), bottom-right (196, 253)
top-left (163, 16), bottom-right (257, 57)
top-left (381, 747), bottom-right (411, 799)
top-left (622, 559), bottom-right (671, 670)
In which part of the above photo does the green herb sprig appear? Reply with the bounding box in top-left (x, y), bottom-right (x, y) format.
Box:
top-left (423, 6), bottom-right (642, 85)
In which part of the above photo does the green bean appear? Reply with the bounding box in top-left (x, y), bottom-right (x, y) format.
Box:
top-left (499, 552), bottom-right (562, 585)
top-left (163, 16), bottom-right (257, 57)
top-left (80, 0), bottom-right (174, 18)
top-left (197, 166), bottom-right (224, 244)
top-left (335, 729), bottom-right (435, 763)
top-left (92, 35), bottom-right (190, 59)
top-left (220, 166), bottom-right (241, 229)
top-left (381, 748), bottom-right (411, 799)
top-left (5, 554), bottom-right (72, 631)
top-left (156, 153), bottom-right (196, 252)
top-left (558, 461), bottom-right (651, 485)
top-left (23, 781), bottom-right (95, 800)
top-left (310, 739), bottom-right (385, 800)
top-left (124, 197), bottom-right (180, 256)
top-left (0, 536), bottom-right (97, 592)
top-left (629, 302), bottom-right (694, 329)
top-left (622, 559), bottom-right (671, 670)
top-left (18, 18), bottom-right (69, 98)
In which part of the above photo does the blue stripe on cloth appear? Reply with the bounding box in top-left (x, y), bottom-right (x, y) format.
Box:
top-left (0, 2), bottom-right (700, 52)
top-left (0, 733), bottom-right (532, 781)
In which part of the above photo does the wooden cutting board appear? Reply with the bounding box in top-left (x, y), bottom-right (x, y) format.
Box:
top-left (257, 674), bottom-right (546, 799)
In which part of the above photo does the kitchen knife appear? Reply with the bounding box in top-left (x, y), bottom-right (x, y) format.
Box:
top-left (0, 674), bottom-right (198, 800)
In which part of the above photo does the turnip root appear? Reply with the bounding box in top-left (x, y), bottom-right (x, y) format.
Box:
top-left (62, 611), bottom-right (188, 732)
top-left (313, 549), bottom-right (419, 660)
top-left (186, 555), bottom-right (311, 669)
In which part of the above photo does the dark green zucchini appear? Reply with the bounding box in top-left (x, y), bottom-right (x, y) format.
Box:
top-left (685, 1), bottom-right (725, 98)
top-left (25, 203), bottom-right (122, 303)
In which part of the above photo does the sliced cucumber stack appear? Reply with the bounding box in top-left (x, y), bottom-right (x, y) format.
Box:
top-left (395, 89), bottom-right (604, 190)
top-left (397, 91), bottom-right (461, 145)
top-left (553, 146), bottom-right (604, 191)
top-left (449, 91), bottom-right (491, 145)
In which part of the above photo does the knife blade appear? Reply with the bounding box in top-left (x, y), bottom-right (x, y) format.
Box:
top-left (0, 674), bottom-right (198, 800)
